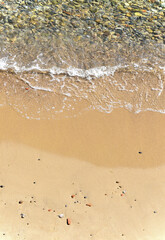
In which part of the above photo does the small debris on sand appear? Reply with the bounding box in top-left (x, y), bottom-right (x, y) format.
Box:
top-left (0, 185), bottom-right (4, 188)
top-left (71, 195), bottom-right (75, 198)
top-left (86, 203), bottom-right (92, 207)
top-left (67, 218), bottom-right (71, 225)
top-left (58, 214), bottom-right (64, 218)
top-left (116, 181), bottom-right (119, 184)
top-left (20, 213), bottom-right (25, 218)
top-left (19, 201), bottom-right (23, 204)
top-left (139, 151), bottom-right (142, 154)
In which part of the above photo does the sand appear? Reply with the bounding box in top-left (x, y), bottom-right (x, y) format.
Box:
top-left (0, 105), bottom-right (165, 239)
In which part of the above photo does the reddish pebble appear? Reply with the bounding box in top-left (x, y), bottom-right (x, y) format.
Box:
top-left (48, 209), bottom-right (52, 212)
top-left (25, 88), bottom-right (29, 90)
top-left (71, 195), bottom-right (75, 198)
top-left (86, 203), bottom-right (92, 207)
top-left (121, 194), bottom-right (124, 196)
top-left (67, 218), bottom-right (71, 225)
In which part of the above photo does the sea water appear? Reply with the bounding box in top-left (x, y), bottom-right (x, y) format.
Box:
top-left (0, 0), bottom-right (164, 119)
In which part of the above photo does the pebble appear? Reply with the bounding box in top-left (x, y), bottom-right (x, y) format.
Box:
top-left (58, 214), bottom-right (64, 218)
top-left (86, 203), bottom-right (92, 207)
top-left (67, 218), bottom-right (71, 225)
top-left (20, 213), bottom-right (25, 218)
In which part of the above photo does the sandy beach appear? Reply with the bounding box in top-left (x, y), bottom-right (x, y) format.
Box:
top-left (0, 105), bottom-right (165, 239)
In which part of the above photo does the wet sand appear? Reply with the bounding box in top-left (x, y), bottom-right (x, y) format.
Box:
top-left (0, 105), bottom-right (165, 239)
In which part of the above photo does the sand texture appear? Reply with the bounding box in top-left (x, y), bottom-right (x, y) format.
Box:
top-left (0, 106), bottom-right (165, 239)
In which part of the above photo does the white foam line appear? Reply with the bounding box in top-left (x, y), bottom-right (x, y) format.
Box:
top-left (20, 77), bottom-right (53, 92)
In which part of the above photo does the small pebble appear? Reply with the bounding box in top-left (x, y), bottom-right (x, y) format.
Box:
top-left (58, 214), bottom-right (64, 218)
top-left (67, 218), bottom-right (71, 225)
top-left (86, 203), bottom-right (92, 207)
top-left (20, 213), bottom-right (25, 218)
top-left (19, 201), bottom-right (23, 204)
top-left (0, 185), bottom-right (4, 188)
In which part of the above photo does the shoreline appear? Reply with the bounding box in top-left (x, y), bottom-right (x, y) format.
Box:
top-left (1, 105), bottom-right (165, 168)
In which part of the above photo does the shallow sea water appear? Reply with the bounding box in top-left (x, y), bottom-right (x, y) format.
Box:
top-left (0, 0), bottom-right (164, 119)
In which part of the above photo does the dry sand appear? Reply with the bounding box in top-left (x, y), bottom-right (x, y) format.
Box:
top-left (0, 105), bottom-right (165, 239)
